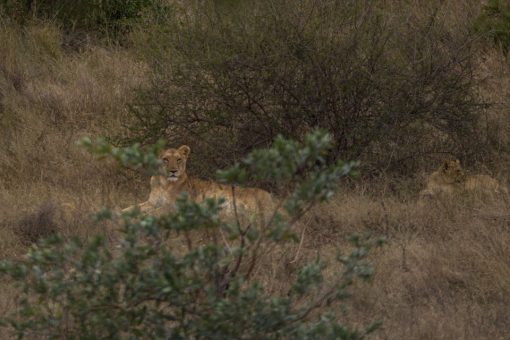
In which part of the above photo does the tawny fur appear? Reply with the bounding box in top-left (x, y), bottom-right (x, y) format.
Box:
top-left (420, 159), bottom-right (507, 198)
top-left (419, 159), bottom-right (465, 198)
top-left (464, 175), bottom-right (507, 194)
top-left (123, 145), bottom-right (275, 220)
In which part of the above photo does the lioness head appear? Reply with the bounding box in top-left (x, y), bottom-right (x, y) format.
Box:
top-left (159, 145), bottom-right (190, 182)
top-left (440, 159), bottom-right (465, 183)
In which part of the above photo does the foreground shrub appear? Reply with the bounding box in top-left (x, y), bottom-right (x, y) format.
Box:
top-left (0, 131), bottom-right (382, 338)
top-left (127, 0), bottom-right (485, 177)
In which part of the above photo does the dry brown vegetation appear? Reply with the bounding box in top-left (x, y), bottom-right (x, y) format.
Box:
top-left (1, 1), bottom-right (510, 338)
top-left (0, 22), bottom-right (149, 257)
top-left (308, 192), bottom-right (510, 339)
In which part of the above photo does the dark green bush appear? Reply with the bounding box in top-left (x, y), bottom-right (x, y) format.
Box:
top-left (0, 0), bottom-right (162, 38)
top-left (475, 0), bottom-right (510, 52)
top-left (126, 0), bottom-right (486, 177)
top-left (0, 131), bottom-right (383, 338)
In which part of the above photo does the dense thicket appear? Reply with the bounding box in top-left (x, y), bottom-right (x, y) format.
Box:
top-left (126, 0), bottom-right (487, 177)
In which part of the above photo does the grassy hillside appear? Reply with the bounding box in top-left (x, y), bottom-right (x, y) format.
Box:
top-left (1, 0), bottom-right (510, 338)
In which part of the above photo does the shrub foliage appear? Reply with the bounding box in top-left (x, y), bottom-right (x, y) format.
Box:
top-left (0, 131), bottom-right (382, 338)
top-left (475, 0), bottom-right (510, 52)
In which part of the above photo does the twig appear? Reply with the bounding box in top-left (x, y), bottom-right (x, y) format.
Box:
top-left (218, 228), bottom-right (232, 253)
top-left (289, 222), bottom-right (307, 264)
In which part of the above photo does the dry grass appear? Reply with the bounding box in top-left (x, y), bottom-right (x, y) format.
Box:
top-left (1, 3), bottom-right (510, 337)
top-left (229, 189), bottom-right (510, 339)
top-left (0, 21), bottom-right (148, 258)
top-left (305, 192), bottom-right (510, 339)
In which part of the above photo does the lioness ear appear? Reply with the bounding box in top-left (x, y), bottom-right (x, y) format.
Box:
top-left (178, 145), bottom-right (191, 158)
top-left (443, 160), bottom-right (449, 170)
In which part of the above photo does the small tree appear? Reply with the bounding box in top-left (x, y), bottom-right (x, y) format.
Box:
top-left (0, 131), bottom-right (383, 338)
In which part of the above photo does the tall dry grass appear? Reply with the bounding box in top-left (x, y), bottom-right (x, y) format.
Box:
top-left (0, 1), bottom-right (510, 338)
top-left (0, 21), bottom-right (148, 256)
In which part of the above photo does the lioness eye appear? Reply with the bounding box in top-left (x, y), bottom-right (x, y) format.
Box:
top-left (177, 159), bottom-right (182, 164)
top-left (163, 158), bottom-right (169, 163)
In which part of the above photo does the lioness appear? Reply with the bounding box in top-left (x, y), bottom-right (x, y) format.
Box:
top-left (123, 145), bottom-right (275, 220)
top-left (419, 159), bottom-right (465, 198)
top-left (419, 159), bottom-right (507, 198)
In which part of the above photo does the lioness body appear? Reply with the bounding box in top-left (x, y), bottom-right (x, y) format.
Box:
top-left (419, 159), bottom-right (464, 198)
top-left (420, 159), bottom-right (507, 198)
top-left (123, 145), bottom-right (274, 218)
top-left (464, 175), bottom-right (506, 193)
